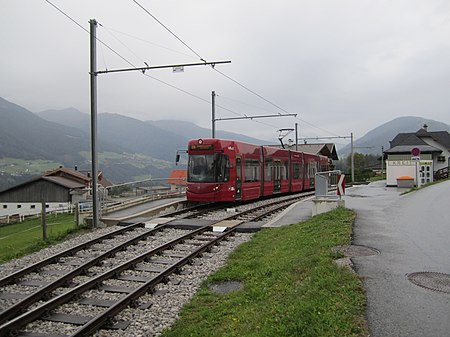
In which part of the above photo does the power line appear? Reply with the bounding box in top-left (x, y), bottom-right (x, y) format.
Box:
top-left (100, 25), bottom-right (198, 60)
top-left (129, 0), bottom-right (341, 137)
top-left (44, 0), bottom-right (136, 69)
top-left (45, 0), bottom-right (337, 138)
top-left (131, 0), bottom-right (205, 62)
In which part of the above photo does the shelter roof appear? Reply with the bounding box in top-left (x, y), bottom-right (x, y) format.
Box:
top-left (389, 128), bottom-right (450, 150)
top-left (44, 167), bottom-right (90, 183)
top-left (266, 143), bottom-right (339, 160)
top-left (384, 145), bottom-right (442, 154)
top-left (42, 176), bottom-right (86, 189)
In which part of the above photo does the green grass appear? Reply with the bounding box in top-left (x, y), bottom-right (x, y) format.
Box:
top-left (162, 208), bottom-right (367, 337)
top-left (0, 158), bottom-right (61, 175)
top-left (0, 213), bottom-right (85, 263)
top-left (401, 176), bottom-right (450, 195)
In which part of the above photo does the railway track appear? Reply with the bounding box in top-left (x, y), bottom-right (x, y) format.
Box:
top-left (0, 192), bottom-right (313, 336)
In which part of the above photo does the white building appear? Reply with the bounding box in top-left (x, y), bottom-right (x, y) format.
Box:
top-left (385, 126), bottom-right (450, 186)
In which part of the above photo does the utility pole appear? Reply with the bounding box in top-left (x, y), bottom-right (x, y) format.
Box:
top-left (90, 19), bottom-right (99, 228)
top-left (88, 18), bottom-right (230, 227)
top-left (211, 91), bottom-right (216, 138)
top-left (351, 132), bottom-right (354, 183)
top-left (381, 145), bottom-right (384, 179)
top-left (295, 122), bottom-right (298, 151)
top-left (296, 134), bottom-right (354, 183)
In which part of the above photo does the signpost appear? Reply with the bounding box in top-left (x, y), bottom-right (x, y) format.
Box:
top-left (411, 147), bottom-right (421, 187)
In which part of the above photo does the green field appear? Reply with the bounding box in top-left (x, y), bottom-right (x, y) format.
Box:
top-left (0, 158), bottom-right (61, 175)
top-left (163, 208), bottom-right (367, 337)
top-left (0, 214), bottom-right (82, 263)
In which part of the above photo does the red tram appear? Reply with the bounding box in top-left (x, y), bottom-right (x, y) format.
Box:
top-left (186, 138), bottom-right (329, 202)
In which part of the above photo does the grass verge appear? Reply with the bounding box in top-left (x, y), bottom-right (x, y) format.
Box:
top-left (0, 214), bottom-right (87, 263)
top-left (162, 207), bottom-right (367, 337)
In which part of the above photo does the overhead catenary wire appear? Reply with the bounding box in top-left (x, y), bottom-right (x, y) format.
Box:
top-left (100, 25), bottom-right (198, 60)
top-left (131, 0), bottom-right (205, 62)
top-left (44, 0), bottom-right (137, 69)
top-left (45, 0), bottom-right (337, 138)
top-left (130, 0), bottom-right (307, 132)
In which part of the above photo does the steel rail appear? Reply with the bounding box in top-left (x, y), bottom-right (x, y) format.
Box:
top-left (0, 221), bottom-right (145, 288)
top-left (0, 191), bottom-right (314, 336)
top-left (0, 225), bottom-right (213, 337)
top-left (70, 228), bottom-right (235, 337)
top-left (0, 224), bottom-right (168, 325)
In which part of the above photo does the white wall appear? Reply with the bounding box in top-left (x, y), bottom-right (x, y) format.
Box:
top-left (386, 160), bottom-right (417, 186)
top-left (0, 202), bottom-right (72, 218)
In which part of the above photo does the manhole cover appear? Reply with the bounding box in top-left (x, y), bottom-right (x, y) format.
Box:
top-left (208, 281), bottom-right (243, 294)
top-left (332, 245), bottom-right (379, 257)
top-left (406, 272), bottom-right (450, 294)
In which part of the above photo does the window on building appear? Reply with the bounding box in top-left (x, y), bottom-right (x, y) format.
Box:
top-left (31, 205), bottom-right (36, 209)
top-left (2, 205), bottom-right (7, 209)
top-left (17, 204), bottom-right (22, 209)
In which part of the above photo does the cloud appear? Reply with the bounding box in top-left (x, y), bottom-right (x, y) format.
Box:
top-left (1, 0), bottom-right (450, 143)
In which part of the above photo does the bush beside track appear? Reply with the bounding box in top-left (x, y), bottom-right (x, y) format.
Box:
top-left (162, 208), bottom-right (368, 337)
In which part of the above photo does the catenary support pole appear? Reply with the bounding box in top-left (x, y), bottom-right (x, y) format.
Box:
top-left (351, 132), bottom-right (355, 183)
top-left (212, 91), bottom-right (216, 138)
top-left (90, 19), bottom-right (99, 228)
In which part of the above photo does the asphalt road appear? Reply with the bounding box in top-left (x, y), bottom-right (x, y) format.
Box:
top-left (344, 180), bottom-right (450, 337)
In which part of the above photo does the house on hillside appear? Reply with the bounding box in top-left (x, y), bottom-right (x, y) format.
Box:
top-left (167, 169), bottom-right (187, 192)
top-left (384, 125), bottom-right (450, 186)
top-left (0, 166), bottom-right (112, 219)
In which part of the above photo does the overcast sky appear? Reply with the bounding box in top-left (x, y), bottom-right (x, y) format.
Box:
top-left (1, 0), bottom-right (450, 143)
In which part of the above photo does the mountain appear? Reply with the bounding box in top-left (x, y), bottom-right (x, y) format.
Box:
top-left (338, 116), bottom-right (450, 158)
top-left (38, 109), bottom-right (267, 159)
top-left (0, 98), bottom-right (178, 188)
top-left (148, 120), bottom-right (266, 144)
top-left (0, 97), bottom-right (93, 165)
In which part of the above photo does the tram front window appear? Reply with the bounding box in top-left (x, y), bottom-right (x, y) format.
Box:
top-left (188, 154), bottom-right (229, 183)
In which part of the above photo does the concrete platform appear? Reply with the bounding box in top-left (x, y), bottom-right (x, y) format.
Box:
top-left (263, 197), bottom-right (315, 228)
top-left (102, 197), bottom-right (187, 226)
top-left (118, 196), bottom-right (319, 231)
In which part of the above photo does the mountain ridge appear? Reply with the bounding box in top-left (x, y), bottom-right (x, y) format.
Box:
top-left (2, 96), bottom-right (450, 190)
top-left (339, 116), bottom-right (450, 157)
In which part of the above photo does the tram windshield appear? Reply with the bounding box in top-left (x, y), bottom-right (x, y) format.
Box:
top-left (188, 154), bottom-right (229, 183)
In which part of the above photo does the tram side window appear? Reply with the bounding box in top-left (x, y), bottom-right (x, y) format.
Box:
top-left (215, 154), bottom-right (230, 182)
top-left (293, 163), bottom-right (301, 179)
top-left (244, 159), bottom-right (260, 182)
top-left (265, 158), bottom-right (272, 181)
top-left (283, 161), bottom-right (289, 180)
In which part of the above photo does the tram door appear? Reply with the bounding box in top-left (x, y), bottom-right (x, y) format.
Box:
top-left (274, 160), bottom-right (281, 193)
top-left (235, 157), bottom-right (242, 200)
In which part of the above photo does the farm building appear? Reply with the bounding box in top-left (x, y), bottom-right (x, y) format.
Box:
top-left (167, 169), bottom-right (187, 192)
top-left (0, 167), bottom-right (112, 218)
top-left (385, 125), bottom-right (450, 186)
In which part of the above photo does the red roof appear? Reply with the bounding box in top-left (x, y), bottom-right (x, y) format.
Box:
top-left (168, 170), bottom-right (187, 186)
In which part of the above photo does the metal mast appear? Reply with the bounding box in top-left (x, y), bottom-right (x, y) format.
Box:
top-left (90, 19), bottom-right (99, 228)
